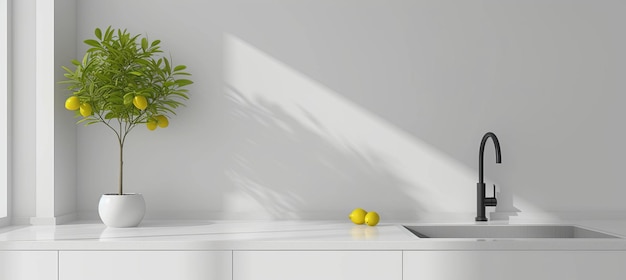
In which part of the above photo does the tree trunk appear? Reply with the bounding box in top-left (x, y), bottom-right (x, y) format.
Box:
top-left (119, 141), bottom-right (124, 195)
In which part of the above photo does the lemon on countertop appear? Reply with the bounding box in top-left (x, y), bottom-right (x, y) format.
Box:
top-left (349, 208), bottom-right (367, 225)
top-left (364, 211), bottom-right (380, 226)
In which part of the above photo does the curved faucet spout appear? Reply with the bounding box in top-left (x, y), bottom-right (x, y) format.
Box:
top-left (476, 132), bottom-right (502, 222)
top-left (479, 132), bottom-right (501, 184)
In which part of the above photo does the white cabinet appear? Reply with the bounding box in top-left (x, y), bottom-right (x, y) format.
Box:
top-left (59, 251), bottom-right (232, 280)
top-left (0, 251), bottom-right (58, 280)
top-left (4, 246), bottom-right (626, 280)
top-left (403, 251), bottom-right (626, 280)
top-left (233, 251), bottom-right (402, 280)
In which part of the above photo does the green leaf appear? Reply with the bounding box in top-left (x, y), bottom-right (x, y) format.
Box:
top-left (95, 28), bottom-right (102, 40)
top-left (150, 39), bottom-right (161, 47)
top-left (104, 26), bottom-right (113, 41)
top-left (141, 38), bottom-right (148, 51)
top-left (108, 97), bottom-right (124, 105)
top-left (173, 65), bottom-right (187, 72)
top-left (129, 34), bottom-right (141, 48)
top-left (171, 91), bottom-right (190, 99)
top-left (129, 71), bottom-right (143, 76)
top-left (163, 57), bottom-right (171, 72)
top-left (123, 93), bottom-right (134, 105)
top-left (84, 39), bottom-right (101, 48)
top-left (61, 66), bottom-right (74, 74)
top-left (81, 53), bottom-right (89, 65)
top-left (175, 79), bottom-right (194, 87)
top-left (134, 58), bottom-right (150, 66)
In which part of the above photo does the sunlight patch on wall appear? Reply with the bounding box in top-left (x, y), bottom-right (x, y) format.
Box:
top-left (222, 33), bottom-right (478, 216)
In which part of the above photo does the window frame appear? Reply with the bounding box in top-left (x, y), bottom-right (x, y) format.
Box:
top-left (0, 0), bottom-right (10, 226)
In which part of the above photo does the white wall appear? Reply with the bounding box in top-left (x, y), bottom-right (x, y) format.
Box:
top-left (73, 0), bottom-right (626, 221)
top-left (52, 0), bottom-right (77, 222)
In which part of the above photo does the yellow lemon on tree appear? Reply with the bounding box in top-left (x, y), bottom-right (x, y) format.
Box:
top-left (133, 96), bottom-right (148, 110)
top-left (364, 211), bottom-right (380, 226)
top-left (146, 118), bottom-right (158, 131)
top-left (65, 96), bottom-right (80, 111)
top-left (349, 208), bottom-right (367, 225)
top-left (155, 115), bottom-right (169, 128)
top-left (79, 103), bottom-right (92, 117)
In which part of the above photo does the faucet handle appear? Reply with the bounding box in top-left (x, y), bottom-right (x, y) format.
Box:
top-left (485, 184), bottom-right (497, 207)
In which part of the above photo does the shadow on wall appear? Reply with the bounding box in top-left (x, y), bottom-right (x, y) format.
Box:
top-left (223, 84), bottom-right (421, 219)
top-left (220, 33), bottom-right (499, 220)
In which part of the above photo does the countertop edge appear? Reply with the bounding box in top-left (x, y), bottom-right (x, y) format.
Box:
top-left (2, 220), bottom-right (626, 251)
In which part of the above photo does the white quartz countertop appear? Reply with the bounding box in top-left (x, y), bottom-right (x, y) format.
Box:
top-left (1, 220), bottom-right (626, 251)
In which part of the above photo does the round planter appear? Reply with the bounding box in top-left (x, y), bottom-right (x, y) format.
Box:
top-left (98, 193), bottom-right (146, 228)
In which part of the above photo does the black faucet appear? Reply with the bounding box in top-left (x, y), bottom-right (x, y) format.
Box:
top-left (475, 132), bottom-right (501, 222)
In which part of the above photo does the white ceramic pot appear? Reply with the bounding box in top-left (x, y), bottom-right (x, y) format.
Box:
top-left (98, 193), bottom-right (146, 228)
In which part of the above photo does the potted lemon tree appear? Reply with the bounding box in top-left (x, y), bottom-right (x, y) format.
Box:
top-left (61, 27), bottom-right (192, 227)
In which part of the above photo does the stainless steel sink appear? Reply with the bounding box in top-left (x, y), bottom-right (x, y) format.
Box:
top-left (404, 225), bottom-right (621, 239)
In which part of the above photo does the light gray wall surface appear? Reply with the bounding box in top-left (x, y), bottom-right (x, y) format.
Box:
top-left (53, 0), bottom-right (77, 221)
top-left (72, 0), bottom-right (626, 220)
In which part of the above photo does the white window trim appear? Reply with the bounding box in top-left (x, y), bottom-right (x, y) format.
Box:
top-left (0, 0), bottom-right (11, 227)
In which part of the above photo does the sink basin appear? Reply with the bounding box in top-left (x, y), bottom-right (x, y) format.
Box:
top-left (404, 225), bottom-right (621, 239)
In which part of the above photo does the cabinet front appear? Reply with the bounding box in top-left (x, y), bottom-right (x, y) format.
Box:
top-left (234, 251), bottom-right (402, 280)
top-left (0, 251), bottom-right (58, 280)
top-left (59, 251), bottom-right (232, 280)
top-left (404, 251), bottom-right (626, 280)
